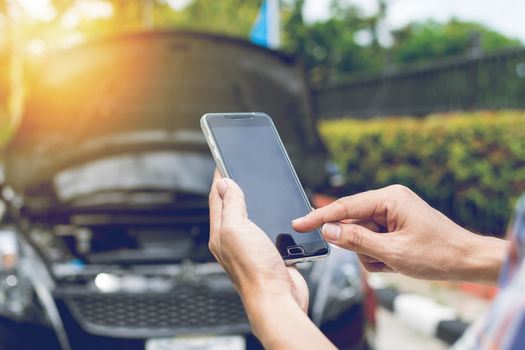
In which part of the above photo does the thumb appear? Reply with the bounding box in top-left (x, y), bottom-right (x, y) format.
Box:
top-left (216, 178), bottom-right (248, 223)
top-left (322, 222), bottom-right (387, 258)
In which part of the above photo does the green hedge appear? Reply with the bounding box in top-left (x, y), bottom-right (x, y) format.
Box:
top-left (320, 111), bottom-right (525, 236)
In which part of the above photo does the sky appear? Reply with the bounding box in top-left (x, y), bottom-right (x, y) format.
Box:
top-left (303, 0), bottom-right (525, 44)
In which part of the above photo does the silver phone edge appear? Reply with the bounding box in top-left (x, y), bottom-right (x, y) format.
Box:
top-left (200, 114), bottom-right (230, 178)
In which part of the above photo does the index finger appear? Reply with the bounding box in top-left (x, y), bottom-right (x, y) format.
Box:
top-left (292, 189), bottom-right (388, 232)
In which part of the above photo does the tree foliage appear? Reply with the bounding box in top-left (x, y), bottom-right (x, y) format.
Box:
top-left (282, 0), bottom-right (385, 83)
top-left (41, 1), bottom-right (523, 82)
top-left (391, 19), bottom-right (522, 65)
top-left (160, 0), bottom-right (260, 36)
top-left (5, 1), bottom-right (525, 87)
top-left (282, 2), bottom-right (522, 82)
top-left (75, 0), bottom-right (261, 37)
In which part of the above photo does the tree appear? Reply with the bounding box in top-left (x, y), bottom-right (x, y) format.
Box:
top-left (282, 0), bottom-right (386, 83)
top-left (391, 19), bottom-right (522, 65)
top-left (7, 1), bottom-right (525, 90)
top-left (66, 0), bottom-right (260, 37)
top-left (97, 0), bottom-right (388, 83)
top-left (159, 0), bottom-right (260, 37)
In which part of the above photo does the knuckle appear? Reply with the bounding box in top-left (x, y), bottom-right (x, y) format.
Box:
top-left (333, 199), bottom-right (347, 211)
top-left (382, 236), bottom-right (401, 264)
top-left (385, 184), bottom-right (415, 204)
top-left (341, 225), bottom-right (365, 249)
top-left (389, 184), bottom-right (412, 195)
top-left (333, 199), bottom-right (350, 218)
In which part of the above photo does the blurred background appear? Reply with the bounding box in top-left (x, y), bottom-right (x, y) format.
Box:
top-left (1, 0), bottom-right (525, 228)
top-left (0, 1), bottom-right (524, 350)
top-left (1, 0), bottom-right (524, 235)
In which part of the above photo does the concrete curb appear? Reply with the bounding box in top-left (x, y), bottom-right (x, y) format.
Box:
top-left (372, 282), bottom-right (470, 345)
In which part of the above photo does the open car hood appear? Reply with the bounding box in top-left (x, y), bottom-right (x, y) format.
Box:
top-left (5, 31), bottom-right (328, 196)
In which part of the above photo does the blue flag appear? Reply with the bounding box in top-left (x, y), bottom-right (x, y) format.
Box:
top-left (250, 0), bottom-right (279, 49)
top-left (250, 0), bottom-right (269, 47)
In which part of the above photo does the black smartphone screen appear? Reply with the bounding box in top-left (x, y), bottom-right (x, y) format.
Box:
top-left (206, 114), bottom-right (329, 260)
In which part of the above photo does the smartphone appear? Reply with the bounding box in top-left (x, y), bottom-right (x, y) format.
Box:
top-left (201, 112), bottom-right (330, 264)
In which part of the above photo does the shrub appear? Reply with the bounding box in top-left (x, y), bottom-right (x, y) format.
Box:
top-left (320, 110), bottom-right (525, 235)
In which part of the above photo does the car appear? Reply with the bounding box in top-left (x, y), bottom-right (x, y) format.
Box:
top-left (0, 31), bottom-right (375, 350)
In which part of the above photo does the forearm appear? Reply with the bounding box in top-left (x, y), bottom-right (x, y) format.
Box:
top-left (456, 233), bottom-right (509, 285)
top-left (242, 291), bottom-right (336, 350)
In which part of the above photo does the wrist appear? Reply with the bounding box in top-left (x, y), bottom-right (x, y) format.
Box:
top-left (240, 281), bottom-right (297, 318)
top-left (237, 274), bottom-right (295, 308)
top-left (238, 280), bottom-right (336, 349)
top-left (457, 233), bottom-right (509, 285)
top-left (241, 289), bottom-right (300, 342)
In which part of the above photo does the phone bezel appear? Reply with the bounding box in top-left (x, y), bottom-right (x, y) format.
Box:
top-left (201, 112), bottom-right (330, 265)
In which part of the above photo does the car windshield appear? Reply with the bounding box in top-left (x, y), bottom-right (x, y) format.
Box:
top-left (53, 150), bottom-right (215, 203)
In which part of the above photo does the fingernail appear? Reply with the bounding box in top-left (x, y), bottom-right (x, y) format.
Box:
top-left (291, 217), bottom-right (303, 225)
top-left (216, 179), bottom-right (228, 197)
top-left (322, 223), bottom-right (341, 241)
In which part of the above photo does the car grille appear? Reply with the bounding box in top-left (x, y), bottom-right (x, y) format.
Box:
top-left (61, 286), bottom-right (250, 338)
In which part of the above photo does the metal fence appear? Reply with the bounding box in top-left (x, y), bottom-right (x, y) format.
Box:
top-left (313, 47), bottom-right (525, 119)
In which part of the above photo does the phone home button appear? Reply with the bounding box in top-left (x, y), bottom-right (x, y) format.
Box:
top-left (287, 246), bottom-right (305, 256)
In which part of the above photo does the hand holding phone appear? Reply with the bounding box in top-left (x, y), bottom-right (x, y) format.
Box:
top-left (209, 172), bottom-right (310, 314)
top-left (201, 112), bottom-right (330, 264)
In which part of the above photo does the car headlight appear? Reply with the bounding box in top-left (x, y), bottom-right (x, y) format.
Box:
top-left (1, 228), bottom-right (74, 350)
top-left (0, 228), bottom-right (48, 324)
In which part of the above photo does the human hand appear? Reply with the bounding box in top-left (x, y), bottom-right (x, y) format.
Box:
top-left (208, 171), bottom-right (308, 313)
top-left (208, 171), bottom-right (337, 350)
top-left (293, 185), bottom-right (507, 284)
